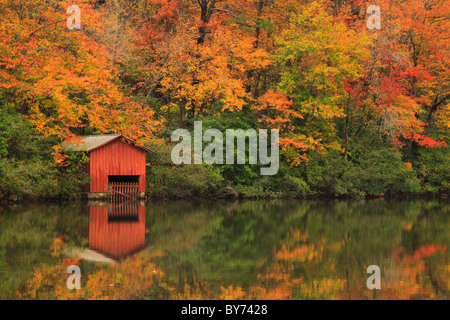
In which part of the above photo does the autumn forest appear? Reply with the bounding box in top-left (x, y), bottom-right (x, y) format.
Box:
top-left (0, 0), bottom-right (449, 201)
top-left (0, 0), bottom-right (449, 302)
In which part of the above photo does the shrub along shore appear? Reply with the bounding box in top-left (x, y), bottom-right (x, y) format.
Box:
top-left (1, 132), bottom-right (447, 203)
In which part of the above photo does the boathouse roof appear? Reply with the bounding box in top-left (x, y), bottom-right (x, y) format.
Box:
top-left (62, 134), bottom-right (152, 153)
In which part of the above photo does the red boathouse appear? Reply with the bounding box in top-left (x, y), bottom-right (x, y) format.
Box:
top-left (63, 135), bottom-right (152, 199)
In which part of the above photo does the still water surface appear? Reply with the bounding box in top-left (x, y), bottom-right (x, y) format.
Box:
top-left (0, 199), bottom-right (448, 299)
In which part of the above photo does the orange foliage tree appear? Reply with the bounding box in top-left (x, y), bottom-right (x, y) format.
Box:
top-left (0, 0), bottom-right (161, 146)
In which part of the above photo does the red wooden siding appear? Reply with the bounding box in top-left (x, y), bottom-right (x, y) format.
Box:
top-left (89, 205), bottom-right (146, 260)
top-left (88, 138), bottom-right (147, 193)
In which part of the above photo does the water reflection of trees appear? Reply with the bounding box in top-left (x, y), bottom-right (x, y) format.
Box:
top-left (16, 200), bottom-right (449, 300)
top-left (152, 200), bottom-right (448, 300)
top-left (0, 204), bottom-right (90, 299)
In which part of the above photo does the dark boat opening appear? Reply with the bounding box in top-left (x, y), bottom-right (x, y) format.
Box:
top-left (107, 176), bottom-right (140, 201)
top-left (108, 175), bottom-right (139, 184)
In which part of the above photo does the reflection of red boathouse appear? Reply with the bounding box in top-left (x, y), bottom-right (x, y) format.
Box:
top-left (89, 202), bottom-right (146, 260)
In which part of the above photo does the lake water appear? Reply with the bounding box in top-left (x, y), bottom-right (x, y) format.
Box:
top-left (0, 199), bottom-right (448, 299)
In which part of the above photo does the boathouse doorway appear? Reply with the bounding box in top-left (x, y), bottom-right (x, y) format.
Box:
top-left (107, 175), bottom-right (140, 201)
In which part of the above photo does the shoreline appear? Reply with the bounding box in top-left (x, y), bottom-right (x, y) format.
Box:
top-left (1, 191), bottom-right (448, 206)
